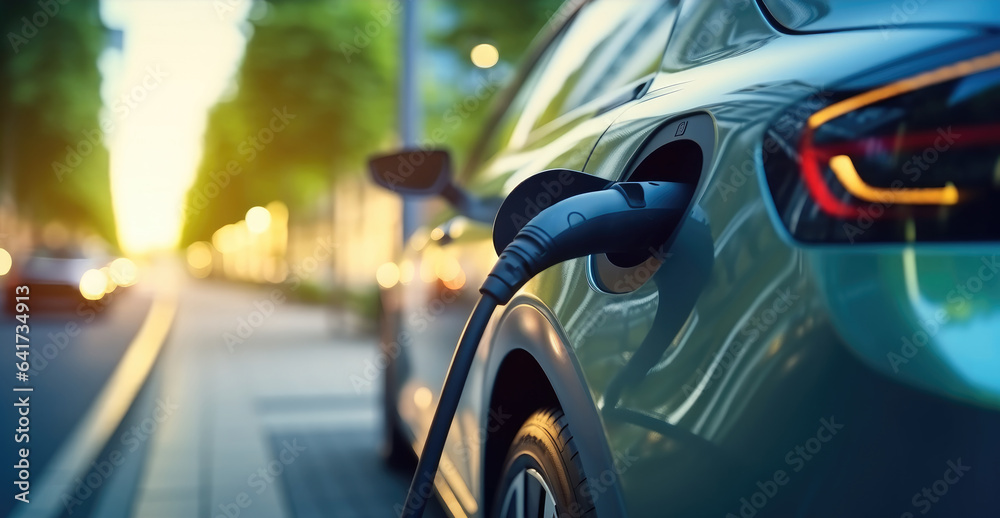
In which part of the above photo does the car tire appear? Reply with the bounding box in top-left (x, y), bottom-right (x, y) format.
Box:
top-left (492, 408), bottom-right (597, 518)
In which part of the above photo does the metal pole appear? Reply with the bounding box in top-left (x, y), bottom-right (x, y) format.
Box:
top-left (400, 0), bottom-right (422, 244)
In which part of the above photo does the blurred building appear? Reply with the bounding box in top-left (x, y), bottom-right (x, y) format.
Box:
top-left (192, 174), bottom-right (401, 298)
top-left (325, 175), bottom-right (402, 290)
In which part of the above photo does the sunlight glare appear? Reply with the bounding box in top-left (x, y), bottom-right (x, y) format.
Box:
top-left (101, 0), bottom-right (250, 254)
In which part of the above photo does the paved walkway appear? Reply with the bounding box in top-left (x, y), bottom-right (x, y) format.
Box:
top-left (128, 275), bottom-right (444, 518)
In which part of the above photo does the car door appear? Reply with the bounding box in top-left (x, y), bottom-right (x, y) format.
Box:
top-left (390, 1), bottom-right (680, 514)
top-left (517, 0), bottom-right (1000, 516)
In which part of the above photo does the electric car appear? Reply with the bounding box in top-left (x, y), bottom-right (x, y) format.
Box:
top-left (372, 0), bottom-right (1000, 516)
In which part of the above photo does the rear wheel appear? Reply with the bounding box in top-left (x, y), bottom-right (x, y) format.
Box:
top-left (492, 408), bottom-right (597, 518)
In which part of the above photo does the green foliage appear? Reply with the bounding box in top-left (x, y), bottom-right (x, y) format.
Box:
top-left (182, 0), bottom-right (562, 245)
top-left (422, 0), bottom-right (563, 166)
top-left (431, 0), bottom-right (562, 61)
top-left (0, 0), bottom-right (117, 245)
top-left (182, 0), bottom-right (397, 244)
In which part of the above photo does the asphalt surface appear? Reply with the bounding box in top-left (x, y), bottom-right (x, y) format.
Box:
top-left (0, 288), bottom-right (152, 518)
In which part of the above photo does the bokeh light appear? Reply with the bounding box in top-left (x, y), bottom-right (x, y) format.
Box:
top-left (0, 248), bottom-right (11, 276)
top-left (376, 262), bottom-right (401, 289)
top-left (212, 225), bottom-right (236, 254)
top-left (470, 43), bottom-right (499, 68)
top-left (413, 387), bottom-right (433, 410)
top-left (187, 241), bottom-right (214, 274)
top-left (80, 269), bottom-right (109, 300)
top-left (245, 206), bottom-right (272, 234)
top-left (434, 255), bottom-right (462, 282)
top-left (442, 270), bottom-right (466, 291)
top-left (399, 259), bottom-right (415, 285)
top-left (109, 257), bottom-right (139, 287)
top-left (100, 267), bottom-right (118, 294)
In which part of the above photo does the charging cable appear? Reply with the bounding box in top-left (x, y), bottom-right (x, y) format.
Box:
top-left (399, 180), bottom-right (693, 518)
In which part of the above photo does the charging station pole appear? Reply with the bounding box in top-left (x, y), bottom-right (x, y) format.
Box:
top-left (400, 0), bottom-right (422, 244)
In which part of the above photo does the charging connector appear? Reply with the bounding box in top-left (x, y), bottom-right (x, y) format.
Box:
top-left (399, 180), bottom-right (693, 518)
top-left (481, 181), bottom-right (691, 304)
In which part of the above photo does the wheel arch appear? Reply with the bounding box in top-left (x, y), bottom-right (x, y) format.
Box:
top-left (482, 296), bottom-right (628, 517)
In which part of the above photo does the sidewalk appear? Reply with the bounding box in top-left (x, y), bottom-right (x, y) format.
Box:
top-left (126, 275), bottom-right (433, 517)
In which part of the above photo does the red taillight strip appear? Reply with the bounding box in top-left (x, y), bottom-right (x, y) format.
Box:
top-left (810, 123), bottom-right (1000, 159)
top-left (799, 51), bottom-right (1000, 218)
top-left (799, 126), bottom-right (858, 218)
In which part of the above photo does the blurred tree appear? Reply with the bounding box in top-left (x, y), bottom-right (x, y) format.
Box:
top-left (182, 0), bottom-right (397, 244)
top-left (0, 0), bottom-right (117, 245)
top-left (182, 0), bottom-right (562, 244)
top-left (422, 0), bottom-right (563, 165)
top-left (432, 0), bottom-right (562, 62)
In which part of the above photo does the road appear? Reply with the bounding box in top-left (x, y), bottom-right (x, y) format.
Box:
top-left (2, 263), bottom-right (446, 518)
top-left (0, 285), bottom-right (152, 518)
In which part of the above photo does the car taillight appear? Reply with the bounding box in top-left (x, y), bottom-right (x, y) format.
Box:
top-left (762, 48), bottom-right (1000, 243)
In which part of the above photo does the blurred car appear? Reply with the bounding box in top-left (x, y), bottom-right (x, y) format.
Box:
top-left (5, 247), bottom-right (114, 314)
top-left (374, 1), bottom-right (1000, 516)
